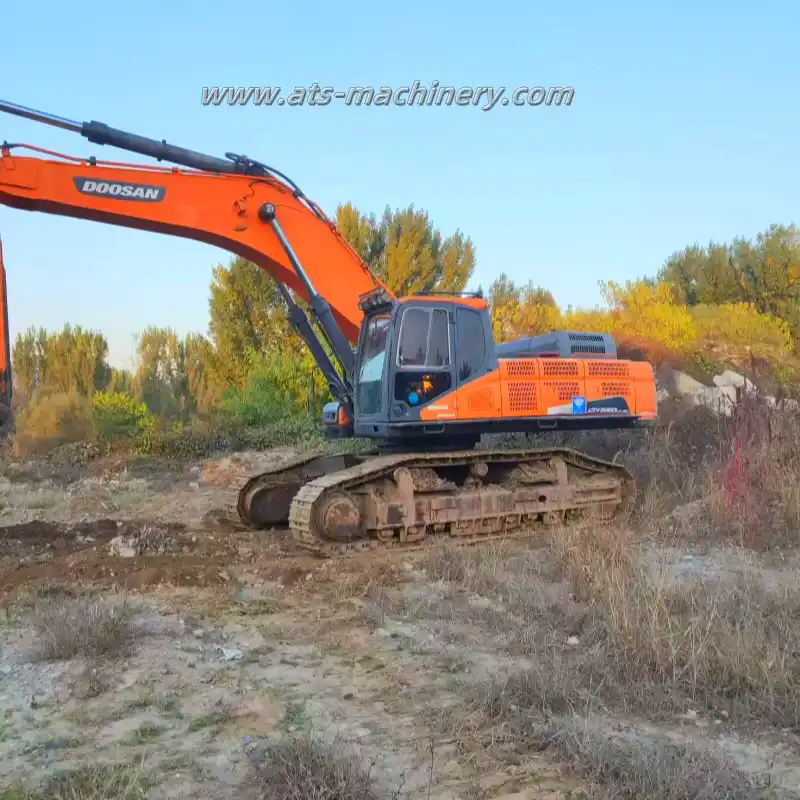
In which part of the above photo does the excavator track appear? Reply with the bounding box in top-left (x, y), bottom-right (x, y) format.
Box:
top-left (219, 448), bottom-right (635, 557)
top-left (281, 448), bottom-right (635, 557)
top-left (220, 450), bottom-right (375, 530)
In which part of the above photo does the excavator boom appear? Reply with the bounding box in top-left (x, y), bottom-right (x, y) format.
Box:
top-left (0, 100), bottom-right (656, 556)
top-left (0, 100), bottom-right (396, 407)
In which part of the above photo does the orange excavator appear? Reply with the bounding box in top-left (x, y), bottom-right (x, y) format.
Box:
top-left (0, 100), bottom-right (657, 556)
top-left (0, 236), bottom-right (11, 429)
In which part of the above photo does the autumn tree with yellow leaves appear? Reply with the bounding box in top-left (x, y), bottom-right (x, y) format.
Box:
top-left (486, 273), bottom-right (559, 341)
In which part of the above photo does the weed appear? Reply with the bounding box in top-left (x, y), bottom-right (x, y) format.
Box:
top-left (246, 733), bottom-right (385, 800)
top-left (0, 763), bottom-right (148, 799)
top-left (552, 523), bottom-right (800, 727)
top-left (280, 699), bottom-right (313, 733)
top-left (27, 596), bottom-right (137, 662)
top-left (126, 723), bottom-right (165, 745)
top-left (187, 708), bottom-right (231, 732)
top-left (155, 694), bottom-right (183, 717)
top-left (421, 515), bottom-right (800, 733)
top-left (543, 719), bottom-right (769, 800)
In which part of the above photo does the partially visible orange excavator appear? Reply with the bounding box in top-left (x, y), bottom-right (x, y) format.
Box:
top-left (0, 236), bottom-right (12, 430)
top-left (0, 100), bottom-right (657, 556)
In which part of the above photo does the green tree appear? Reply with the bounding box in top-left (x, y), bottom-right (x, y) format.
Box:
top-left (184, 332), bottom-right (223, 413)
top-left (335, 203), bottom-right (476, 296)
top-left (221, 346), bottom-right (329, 424)
top-left (659, 223), bottom-right (800, 343)
top-left (11, 327), bottom-right (41, 396)
top-left (133, 326), bottom-right (195, 420)
top-left (12, 324), bottom-right (110, 396)
top-left (107, 368), bottom-right (134, 394)
top-left (736, 225), bottom-right (800, 340)
top-left (46, 325), bottom-right (111, 395)
top-left (199, 204), bottom-right (478, 423)
top-left (334, 202), bottom-right (381, 265)
top-left (207, 256), bottom-right (294, 388)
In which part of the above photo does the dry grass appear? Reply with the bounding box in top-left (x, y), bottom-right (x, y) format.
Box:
top-left (553, 524), bottom-right (800, 726)
top-left (13, 389), bottom-right (95, 458)
top-left (629, 396), bottom-right (800, 550)
top-left (543, 720), bottom-right (769, 800)
top-left (417, 541), bottom-right (584, 657)
top-left (430, 673), bottom-right (771, 798)
top-left (418, 531), bottom-right (794, 795)
top-left (27, 595), bottom-right (137, 662)
top-left (245, 733), bottom-right (391, 800)
top-left (367, 396), bottom-right (800, 794)
top-left (381, 395), bottom-right (800, 797)
top-left (422, 524), bottom-right (800, 730)
top-left (0, 763), bottom-right (148, 800)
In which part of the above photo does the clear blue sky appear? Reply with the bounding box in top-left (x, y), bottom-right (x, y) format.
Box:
top-left (2, 1), bottom-right (798, 369)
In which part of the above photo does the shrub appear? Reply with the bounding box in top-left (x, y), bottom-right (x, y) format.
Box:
top-left (218, 348), bottom-right (328, 429)
top-left (14, 388), bottom-right (94, 455)
top-left (232, 418), bottom-right (322, 448)
top-left (563, 281), bottom-right (699, 354)
top-left (131, 413), bottom-right (324, 459)
top-left (246, 733), bottom-right (382, 800)
top-left (28, 595), bottom-right (137, 661)
top-left (690, 302), bottom-right (793, 354)
top-left (90, 391), bottom-right (156, 443)
top-left (218, 372), bottom-right (287, 429)
top-left (3, 764), bottom-right (149, 800)
top-left (133, 422), bottom-right (232, 459)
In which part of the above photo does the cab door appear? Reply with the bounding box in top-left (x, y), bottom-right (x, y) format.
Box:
top-left (453, 306), bottom-right (501, 420)
top-left (390, 303), bottom-right (455, 420)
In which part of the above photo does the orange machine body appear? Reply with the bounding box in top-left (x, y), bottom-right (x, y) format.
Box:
top-left (348, 290), bottom-right (657, 445)
top-left (385, 294), bottom-right (657, 428)
top-left (419, 355), bottom-right (657, 423)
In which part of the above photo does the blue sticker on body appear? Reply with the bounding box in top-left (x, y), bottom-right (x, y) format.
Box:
top-left (572, 396), bottom-right (586, 414)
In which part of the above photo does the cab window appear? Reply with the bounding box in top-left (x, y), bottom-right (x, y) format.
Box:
top-left (455, 307), bottom-right (486, 382)
top-left (394, 306), bottom-right (452, 408)
top-left (357, 313), bottom-right (390, 415)
top-left (397, 307), bottom-right (450, 368)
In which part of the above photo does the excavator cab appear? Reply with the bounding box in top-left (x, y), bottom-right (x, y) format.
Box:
top-left (321, 287), bottom-right (493, 448)
top-left (323, 283), bottom-right (655, 452)
top-left (348, 292), bottom-right (496, 449)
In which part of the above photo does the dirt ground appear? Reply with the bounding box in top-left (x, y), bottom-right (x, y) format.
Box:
top-left (1, 448), bottom-right (799, 798)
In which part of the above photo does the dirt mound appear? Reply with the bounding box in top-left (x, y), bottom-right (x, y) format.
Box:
top-left (0, 518), bottom-right (244, 596)
top-left (0, 446), bottom-right (322, 598)
top-left (0, 508), bottom-right (315, 598)
top-left (199, 448), bottom-right (306, 487)
top-left (0, 518), bottom-right (126, 556)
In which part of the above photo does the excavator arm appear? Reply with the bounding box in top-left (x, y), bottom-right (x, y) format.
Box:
top-left (0, 101), bottom-right (393, 410)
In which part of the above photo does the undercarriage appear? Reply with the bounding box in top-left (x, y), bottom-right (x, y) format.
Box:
top-left (221, 448), bottom-right (636, 557)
